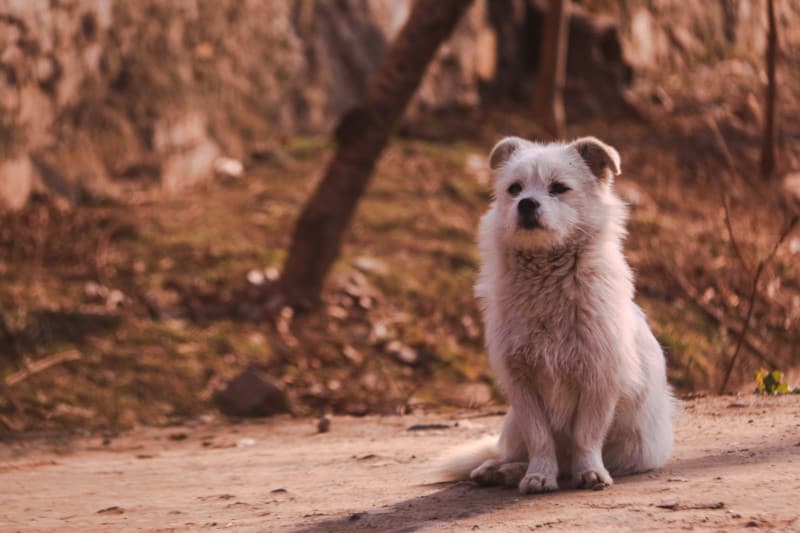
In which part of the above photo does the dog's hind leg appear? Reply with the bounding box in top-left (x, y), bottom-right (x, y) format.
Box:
top-left (604, 317), bottom-right (675, 476)
top-left (604, 388), bottom-right (674, 476)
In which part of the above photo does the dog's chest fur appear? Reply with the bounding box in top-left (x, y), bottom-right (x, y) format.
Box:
top-left (482, 239), bottom-right (635, 394)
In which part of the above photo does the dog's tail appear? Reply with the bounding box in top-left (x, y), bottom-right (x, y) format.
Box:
top-left (434, 435), bottom-right (498, 481)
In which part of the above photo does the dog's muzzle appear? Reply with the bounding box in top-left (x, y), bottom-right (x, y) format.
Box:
top-left (517, 198), bottom-right (542, 229)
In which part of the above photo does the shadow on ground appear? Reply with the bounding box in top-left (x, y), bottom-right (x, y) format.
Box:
top-left (292, 481), bottom-right (528, 533)
top-left (291, 439), bottom-right (800, 533)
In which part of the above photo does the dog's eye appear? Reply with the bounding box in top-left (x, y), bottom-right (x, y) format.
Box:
top-left (548, 181), bottom-right (571, 195)
top-left (507, 182), bottom-right (522, 197)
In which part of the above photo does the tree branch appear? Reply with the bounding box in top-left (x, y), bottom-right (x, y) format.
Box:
top-left (4, 349), bottom-right (82, 387)
top-left (719, 214), bottom-right (798, 393)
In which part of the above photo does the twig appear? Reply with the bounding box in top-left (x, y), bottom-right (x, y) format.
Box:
top-left (656, 502), bottom-right (725, 511)
top-left (719, 215), bottom-right (798, 393)
top-left (670, 270), bottom-right (779, 370)
top-left (711, 114), bottom-right (754, 279)
top-left (4, 349), bottom-right (82, 387)
top-left (720, 193), bottom-right (752, 278)
top-left (705, 116), bottom-right (740, 179)
top-left (704, 114), bottom-right (797, 390)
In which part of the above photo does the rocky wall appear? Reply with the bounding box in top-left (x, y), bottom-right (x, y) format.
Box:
top-left (0, 0), bottom-right (794, 210)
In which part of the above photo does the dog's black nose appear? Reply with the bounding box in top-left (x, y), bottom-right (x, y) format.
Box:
top-left (517, 198), bottom-right (540, 215)
top-left (517, 198), bottom-right (541, 229)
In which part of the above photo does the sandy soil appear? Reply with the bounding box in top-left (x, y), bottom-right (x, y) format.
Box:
top-left (1, 395), bottom-right (799, 532)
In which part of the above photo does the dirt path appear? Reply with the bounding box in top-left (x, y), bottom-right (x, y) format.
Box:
top-left (1, 395), bottom-right (799, 532)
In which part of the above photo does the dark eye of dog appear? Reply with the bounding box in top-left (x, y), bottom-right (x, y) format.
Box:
top-left (507, 182), bottom-right (522, 197)
top-left (548, 181), bottom-right (571, 195)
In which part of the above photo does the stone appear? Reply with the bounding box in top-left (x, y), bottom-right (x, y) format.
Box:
top-left (0, 156), bottom-right (36, 212)
top-left (155, 113), bottom-right (222, 193)
top-left (214, 369), bottom-right (291, 418)
top-left (783, 173), bottom-right (800, 205)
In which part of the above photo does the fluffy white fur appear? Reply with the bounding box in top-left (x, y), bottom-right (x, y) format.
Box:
top-left (437, 136), bottom-right (675, 494)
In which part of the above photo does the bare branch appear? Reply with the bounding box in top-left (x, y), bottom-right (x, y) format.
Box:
top-left (4, 349), bottom-right (82, 387)
top-left (720, 192), bottom-right (753, 277)
top-left (670, 269), bottom-right (780, 370)
top-left (705, 115), bottom-right (739, 179)
top-left (719, 214), bottom-right (798, 393)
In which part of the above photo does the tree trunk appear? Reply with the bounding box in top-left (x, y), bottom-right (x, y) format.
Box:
top-left (278, 0), bottom-right (473, 309)
top-left (760, 0), bottom-right (778, 180)
top-left (534, 0), bottom-right (569, 139)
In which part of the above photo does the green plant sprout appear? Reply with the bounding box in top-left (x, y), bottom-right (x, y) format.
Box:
top-left (754, 370), bottom-right (800, 395)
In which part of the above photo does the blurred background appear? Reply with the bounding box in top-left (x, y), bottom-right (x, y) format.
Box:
top-left (1, 0), bottom-right (799, 433)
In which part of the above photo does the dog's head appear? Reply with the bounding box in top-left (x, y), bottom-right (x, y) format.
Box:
top-left (486, 135), bottom-right (622, 251)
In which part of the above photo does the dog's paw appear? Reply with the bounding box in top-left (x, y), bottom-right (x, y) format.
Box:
top-left (574, 469), bottom-right (613, 491)
top-left (470, 460), bottom-right (502, 486)
top-left (518, 472), bottom-right (559, 494)
top-left (497, 462), bottom-right (527, 488)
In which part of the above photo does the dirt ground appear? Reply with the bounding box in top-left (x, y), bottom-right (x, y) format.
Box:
top-left (1, 395), bottom-right (799, 532)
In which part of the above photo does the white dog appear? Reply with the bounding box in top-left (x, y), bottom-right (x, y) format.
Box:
top-left (438, 136), bottom-right (675, 494)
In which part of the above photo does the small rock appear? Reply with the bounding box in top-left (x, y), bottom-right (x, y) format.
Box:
top-left (354, 256), bottom-right (388, 275)
top-left (236, 438), bottom-right (256, 448)
top-left (370, 322), bottom-right (389, 341)
top-left (107, 289), bottom-right (126, 309)
top-left (0, 156), bottom-right (36, 212)
top-left (264, 267), bottom-right (280, 282)
top-left (96, 506), bottom-right (124, 515)
top-left (194, 42), bottom-right (215, 60)
top-left (214, 157), bottom-right (244, 178)
top-left (407, 423), bottom-right (450, 431)
top-left (155, 113), bottom-right (221, 193)
top-left (328, 306), bottom-right (348, 320)
top-left (342, 345), bottom-right (363, 364)
top-left (317, 416), bottom-right (331, 433)
top-left (84, 281), bottom-right (109, 302)
top-left (214, 369), bottom-right (291, 418)
top-left (246, 269), bottom-right (265, 286)
top-left (386, 340), bottom-right (417, 365)
top-left (783, 172), bottom-right (800, 203)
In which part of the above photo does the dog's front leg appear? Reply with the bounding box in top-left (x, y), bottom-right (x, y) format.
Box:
top-left (571, 388), bottom-right (617, 490)
top-left (509, 388), bottom-right (559, 494)
top-left (470, 408), bottom-right (528, 487)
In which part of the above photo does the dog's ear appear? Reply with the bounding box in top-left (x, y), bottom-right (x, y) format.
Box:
top-left (572, 137), bottom-right (621, 181)
top-left (489, 137), bottom-right (528, 170)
